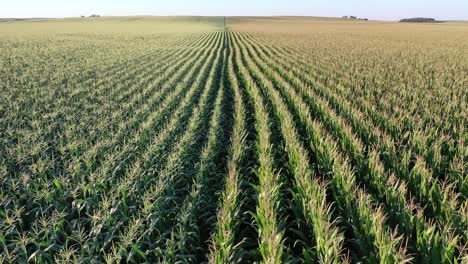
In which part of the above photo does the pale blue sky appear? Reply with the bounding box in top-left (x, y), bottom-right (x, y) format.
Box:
top-left (1, 0), bottom-right (467, 21)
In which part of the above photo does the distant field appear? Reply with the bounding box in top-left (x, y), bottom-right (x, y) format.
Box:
top-left (0, 16), bottom-right (466, 263)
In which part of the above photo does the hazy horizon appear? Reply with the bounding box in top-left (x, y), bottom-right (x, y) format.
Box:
top-left (1, 0), bottom-right (468, 21)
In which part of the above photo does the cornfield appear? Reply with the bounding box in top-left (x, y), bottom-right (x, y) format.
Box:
top-left (0, 16), bottom-right (466, 263)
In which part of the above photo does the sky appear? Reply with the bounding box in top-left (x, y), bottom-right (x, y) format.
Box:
top-left (1, 0), bottom-right (467, 21)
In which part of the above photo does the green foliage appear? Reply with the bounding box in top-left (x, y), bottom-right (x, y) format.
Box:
top-left (1, 16), bottom-right (466, 263)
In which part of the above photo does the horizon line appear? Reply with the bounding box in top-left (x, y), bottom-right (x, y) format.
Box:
top-left (2, 15), bottom-right (466, 22)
